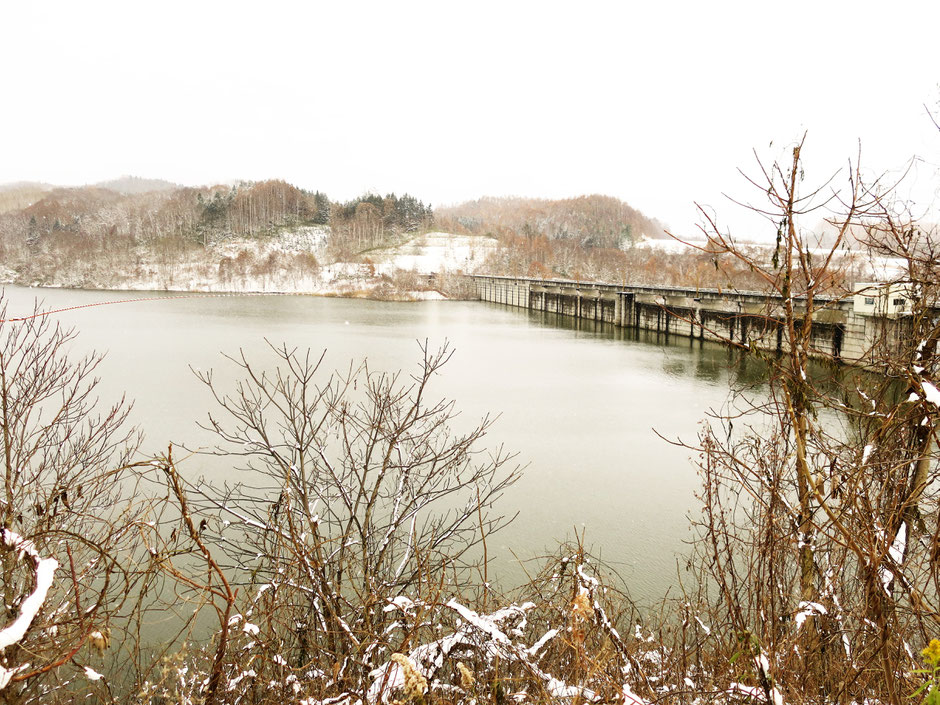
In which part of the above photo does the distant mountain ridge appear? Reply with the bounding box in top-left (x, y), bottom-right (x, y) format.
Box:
top-left (0, 182), bottom-right (56, 214)
top-left (0, 180), bottom-right (55, 193)
top-left (0, 176), bottom-right (181, 212)
top-left (92, 176), bottom-right (182, 194)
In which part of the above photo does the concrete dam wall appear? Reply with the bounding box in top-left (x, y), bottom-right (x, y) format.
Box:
top-left (472, 275), bottom-right (911, 366)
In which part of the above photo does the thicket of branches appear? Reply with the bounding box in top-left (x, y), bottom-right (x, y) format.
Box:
top-left (655, 137), bottom-right (940, 704)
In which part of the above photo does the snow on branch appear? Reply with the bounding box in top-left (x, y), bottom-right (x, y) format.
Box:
top-left (0, 529), bottom-right (58, 652)
top-left (908, 380), bottom-right (940, 408)
top-left (367, 597), bottom-right (645, 704)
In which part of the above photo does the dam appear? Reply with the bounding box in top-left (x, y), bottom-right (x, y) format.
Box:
top-left (472, 274), bottom-right (911, 366)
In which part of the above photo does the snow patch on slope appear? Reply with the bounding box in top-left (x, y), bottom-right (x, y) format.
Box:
top-left (371, 232), bottom-right (497, 275)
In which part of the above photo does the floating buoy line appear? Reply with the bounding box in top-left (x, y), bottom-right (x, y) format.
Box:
top-left (0, 291), bottom-right (296, 323)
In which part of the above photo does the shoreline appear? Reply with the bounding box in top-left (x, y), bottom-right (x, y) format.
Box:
top-left (1, 278), bottom-right (459, 303)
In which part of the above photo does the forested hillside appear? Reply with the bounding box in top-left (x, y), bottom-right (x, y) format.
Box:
top-left (327, 193), bottom-right (433, 258)
top-left (436, 194), bottom-right (751, 287)
top-left (0, 180), bottom-right (433, 289)
top-left (437, 194), bottom-right (666, 247)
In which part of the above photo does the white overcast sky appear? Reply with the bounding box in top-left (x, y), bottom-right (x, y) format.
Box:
top-left (1, 0), bottom-right (937, 238)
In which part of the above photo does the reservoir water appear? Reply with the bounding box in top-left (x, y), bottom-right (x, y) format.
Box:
top-left (2, 285), bottom-right (758, 603)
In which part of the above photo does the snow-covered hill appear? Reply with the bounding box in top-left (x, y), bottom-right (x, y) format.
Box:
top-left (10, 228), bottom-right (491, 301)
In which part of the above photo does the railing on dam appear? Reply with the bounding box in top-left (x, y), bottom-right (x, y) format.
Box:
top-left (470, 274), bottom-right (909, 366)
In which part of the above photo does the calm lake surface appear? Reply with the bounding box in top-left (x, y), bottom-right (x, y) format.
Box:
top-left (3, 285), bottom-right (761, 603)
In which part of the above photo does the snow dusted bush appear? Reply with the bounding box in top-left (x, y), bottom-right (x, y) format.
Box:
top-left (131, 545), bottom-right (665, 705)
top-left (136, 342), bottom-right (526, 703)
top-left (0, 296), bottom-right (160, 704)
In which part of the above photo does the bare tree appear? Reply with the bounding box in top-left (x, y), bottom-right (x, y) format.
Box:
top-left (0, 296), bottom-right (154, 703)
top-left (173, 341), bottom-right (521, 690)
top-left (673, 136), bottom-right (940, 703)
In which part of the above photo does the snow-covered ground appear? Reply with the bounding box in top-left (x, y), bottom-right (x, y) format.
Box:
top-left (370, 231), bottom-right (498, 275)
top-left (635, 235), bottom-right (708, 254)
top-left (14, 228), bottom-right (491, 300)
